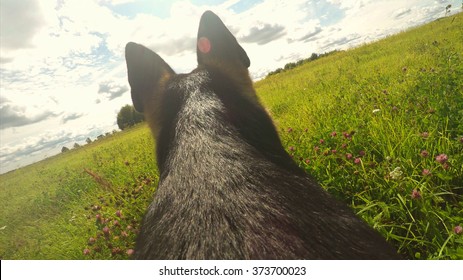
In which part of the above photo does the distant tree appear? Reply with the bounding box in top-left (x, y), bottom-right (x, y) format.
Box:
top-left (284, 62), bottom-right (297, 70)
top-left (117, 104), bottom-right (144, 130)
top-left (445, 4), bottom-right (452, 16)
top-left (86, 137), bottom-right (92, 144)
top-left (73, 143), bottom-right (81, 149)
top-left (97, 134), bottom-right (104, 140)
top-left (309, 53), bottom-right (319, 61)
top-left (61, 146), bottom-right (70, 153)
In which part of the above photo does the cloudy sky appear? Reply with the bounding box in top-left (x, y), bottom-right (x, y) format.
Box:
top-left (0, 0), bottom-right (460, 173)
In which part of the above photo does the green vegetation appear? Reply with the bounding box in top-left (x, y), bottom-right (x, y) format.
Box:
top-left (1, 13), bottom-right (462, 259)
top-left (255, 13), bottom-right (463, 259)
top-left (0, 125), bottom-right (157, 259)
top-left (117, 104), bottom-right (145, 130)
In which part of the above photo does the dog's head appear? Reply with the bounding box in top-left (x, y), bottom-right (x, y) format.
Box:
top-left (125, 10), bottom-right (301, 183)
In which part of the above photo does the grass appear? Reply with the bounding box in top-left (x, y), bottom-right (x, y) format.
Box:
top-left (1, 13), bottom-right (462, 259)
top-left (255, 13), bottom-right (463, 259)
top-left (0, 125), bottom-right (158, 259)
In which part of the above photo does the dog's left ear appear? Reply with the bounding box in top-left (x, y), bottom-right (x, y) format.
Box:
top-left (125, 42), bottom-right (175, 113)
top-left (197, 10), bottom-right (250, 68)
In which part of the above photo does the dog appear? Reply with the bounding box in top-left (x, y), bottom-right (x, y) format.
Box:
top-left (125, 10), bottom-right (400, 259)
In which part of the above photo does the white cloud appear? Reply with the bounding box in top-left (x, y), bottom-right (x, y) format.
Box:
top-left (0, 0), bottom-right (46, 51)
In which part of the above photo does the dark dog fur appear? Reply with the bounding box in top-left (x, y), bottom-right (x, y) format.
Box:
top-left (125, 11), bottom-right (400, 259)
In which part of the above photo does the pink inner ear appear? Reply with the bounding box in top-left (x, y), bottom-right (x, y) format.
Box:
top-left (198, 37), bottom-right (211, 54)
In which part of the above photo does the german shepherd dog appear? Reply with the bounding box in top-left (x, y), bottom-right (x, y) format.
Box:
top-left (125, 11), bottom-right (399, 259)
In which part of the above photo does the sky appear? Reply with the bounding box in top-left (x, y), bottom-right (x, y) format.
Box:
top-left (0, 0), bottom-right (461, 174)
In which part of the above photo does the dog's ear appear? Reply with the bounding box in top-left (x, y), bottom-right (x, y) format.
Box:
top-left (125, 42), bottom-right (175, 113)
top-left (197, 10), bottom-right (250, 68)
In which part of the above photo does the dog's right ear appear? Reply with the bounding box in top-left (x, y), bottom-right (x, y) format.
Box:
top-left (197, 10), bottom-right (250, 69)
top-left (125, 42), bottom-right (175, 113)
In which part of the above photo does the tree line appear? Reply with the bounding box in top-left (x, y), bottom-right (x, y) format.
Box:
top-left (266, 50), bottom-right (341, 77)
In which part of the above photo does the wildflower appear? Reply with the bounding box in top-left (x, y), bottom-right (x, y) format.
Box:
top-left (354, 158), bottom-right (361, 165)
top-left (331, 149), bottom-right (337, 154)
top-left (103, 226), bottom-right (110, 236)
top-left (111, 248), bottom-right (122, 256)
top-left (314, 146), bottom-right (320, 152)
top-left (359, 150), bottom-right (366, 157)
top-left (83, 248), bottom-right (91, 255)
top-left (421, 132), bottom-right (429, 139)
top-left (341, 143), bottom-right (348, 149)
top-left (402, 66), bottom-right (408, 72)
top-left (127, 249), bottom-right (135, 256)
top-left (411, 189), bottom-right (421, 199)
top-left (422, 169), bottom-right (431, 176)
top-left (289, 146), bottom-right (295, 152)
top-left (95, 214), bottom-right (102, 223)
top-left (319, 139), bottom-right (325, 144)
top-left (420, 150), bottom-right (429, 157)
top-left (454, 225), bottom-right (463, 235)
top-left (342, 132), bottom-right (352, 140)
top-left (113, 220), bottom-right (121, 227)
top-left (287, 127), bottom-right (293, 133)
top-left (346, 153), bottom-right (353, 160)
top-left (121, 231), bottom-right (129, 238)
top-left (305, 159), bottom-right (310, 164)
top-left (442, 162), bottom-right (450, 170)
top-left (88, 237), bottom-right (96, 245)
top-left (115, 210), bottom-right (122, 218)
top-left (389, 167), bottom-right (403, 180)
top-left (372, 109), bottom-right (381, 114)
top-left (124, 161), bottom-right (130, 166)
top-left (435, 154), bottom-right (448, 164)
top-left (330, 131), bottom-right (337, 137)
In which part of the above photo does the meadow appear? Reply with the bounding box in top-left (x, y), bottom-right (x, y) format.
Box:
top-left (1, 13), bottom-right (462, 260)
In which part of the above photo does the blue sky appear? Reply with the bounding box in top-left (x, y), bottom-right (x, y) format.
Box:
top-left (0, 0), bottom-right (461, 173)
top-left (106, 0), bottom-right (263, 17)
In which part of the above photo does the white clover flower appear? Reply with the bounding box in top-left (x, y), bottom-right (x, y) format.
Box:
top-left (389, 167), bottom-right (403, 180)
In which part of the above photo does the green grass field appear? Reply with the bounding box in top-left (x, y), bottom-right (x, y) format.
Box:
top-left (1, 13), bottom-right (462, 260)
